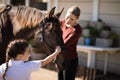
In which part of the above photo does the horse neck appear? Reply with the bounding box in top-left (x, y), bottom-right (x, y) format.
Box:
top-left (9, 6), bottom-right (47, 28)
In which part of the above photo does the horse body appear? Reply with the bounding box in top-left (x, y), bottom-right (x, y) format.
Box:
top-left (0, 4), bottom-right (67, 70)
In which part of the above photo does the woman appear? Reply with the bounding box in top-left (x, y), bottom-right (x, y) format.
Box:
top-left (0, 39), bottom-right (61, 80)
top-left (59, 6), bottom-right (82, 80)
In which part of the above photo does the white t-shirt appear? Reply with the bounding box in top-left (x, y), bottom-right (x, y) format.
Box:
top-left (0, 60), bottom-right (41, 80)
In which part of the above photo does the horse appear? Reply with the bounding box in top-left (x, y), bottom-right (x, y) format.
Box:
top-left (0, 4), bottom-right (67, 71)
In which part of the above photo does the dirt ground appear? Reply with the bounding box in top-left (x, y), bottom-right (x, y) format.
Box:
top-left (30, 50), bottom-right (120, 80)
top-left (31, 68), bottom-right (82, 80)
top-left (31, 67), bottom-right (120, 80)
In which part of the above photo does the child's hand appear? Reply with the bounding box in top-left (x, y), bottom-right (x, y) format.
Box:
top-left (55, 46), bottom-right (61, 54)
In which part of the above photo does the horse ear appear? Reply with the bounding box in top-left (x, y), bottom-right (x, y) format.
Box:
top-left (0, 4), bottom-right (12, 13)
top-left (6, 5), bottom-right (12, 11)
top-left (55, 8), bottom-right (64, 18)
top-left (48, 7), bottom-right (56, 17)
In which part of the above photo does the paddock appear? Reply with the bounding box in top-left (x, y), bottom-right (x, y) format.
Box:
top-left (31, 67), bottom-right (120, 80)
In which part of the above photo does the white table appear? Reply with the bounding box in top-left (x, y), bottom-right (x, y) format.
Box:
top-left (77, 45), bottom-right (120, 75)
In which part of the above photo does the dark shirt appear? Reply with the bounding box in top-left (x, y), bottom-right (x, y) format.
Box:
top-left (61, 20), bottom-right (82, 59)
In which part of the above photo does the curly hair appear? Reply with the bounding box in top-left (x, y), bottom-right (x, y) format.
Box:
top-left (2, 39), bottom-right (29, 80)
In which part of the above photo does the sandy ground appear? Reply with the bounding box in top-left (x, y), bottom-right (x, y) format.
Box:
top-left (31, 68), bottom-right (82, 80)
top-left (30, 48), bottom-right (83, 80)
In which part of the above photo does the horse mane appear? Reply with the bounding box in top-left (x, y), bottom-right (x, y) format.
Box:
top-left (12, 5), bottom-right (48, 28)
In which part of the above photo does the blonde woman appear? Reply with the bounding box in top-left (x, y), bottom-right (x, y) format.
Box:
top-left (59, 6), bottom-right (82, 80)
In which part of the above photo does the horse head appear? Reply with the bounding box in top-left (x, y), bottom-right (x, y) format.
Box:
top-left (34, 7), bottom-right (68, 71)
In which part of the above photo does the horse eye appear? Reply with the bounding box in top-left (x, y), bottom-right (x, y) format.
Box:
top-left (46, 23), bottom-right (50, 26)
top-left (44, 23), bottom-right (51, 29)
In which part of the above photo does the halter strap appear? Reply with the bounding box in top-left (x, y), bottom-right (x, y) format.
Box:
top-left (41, 25), bottom-right (54, 54)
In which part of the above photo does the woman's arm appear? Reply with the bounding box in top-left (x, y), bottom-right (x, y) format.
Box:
top-left (40, 46), bottom-right (61, 67)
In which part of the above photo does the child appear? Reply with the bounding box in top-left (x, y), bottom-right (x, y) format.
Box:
top-left (0, 39), bottom-right (61, 80)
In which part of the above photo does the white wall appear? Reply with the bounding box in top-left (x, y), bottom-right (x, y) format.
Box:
top-left (58, 0), bottom-right (93, 20)
top-left (99, 0), bottom-right (120, 45)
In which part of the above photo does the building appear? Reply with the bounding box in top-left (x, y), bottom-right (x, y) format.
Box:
top-left (0, 0), bottom-right (120, 75)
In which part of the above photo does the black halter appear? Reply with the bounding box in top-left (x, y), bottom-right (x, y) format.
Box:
top-left (38, 16), bottom-right (63, 54)
top-left (40, 22), bottom-right (54, 53)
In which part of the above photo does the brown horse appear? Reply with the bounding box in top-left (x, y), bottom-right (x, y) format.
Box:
top-left (0, 4), bottom-right (67, 70)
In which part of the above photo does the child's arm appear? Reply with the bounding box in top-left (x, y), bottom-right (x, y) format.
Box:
top-left (40, 46), bottom-right (61, 67)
